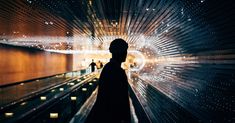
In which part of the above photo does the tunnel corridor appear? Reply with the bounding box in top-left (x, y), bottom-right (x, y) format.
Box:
top-left (0, 0), bottom-right (234, 122)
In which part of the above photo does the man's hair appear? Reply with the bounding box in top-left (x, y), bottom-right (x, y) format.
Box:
top-left (109, 38), bottom-right (128, 53)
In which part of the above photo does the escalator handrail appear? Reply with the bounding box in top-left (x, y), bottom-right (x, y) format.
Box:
top-left (70, 88), bottom-right (98, 123)
top-left (0, 68), bottom-right (89, 88)
top-left (128, 80), bottom-right (152, 123)
top-left (0, 68), bottom-right (89, 110)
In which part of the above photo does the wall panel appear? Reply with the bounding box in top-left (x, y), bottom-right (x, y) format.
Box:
top-left (0, 44), bottom-right (73, 86)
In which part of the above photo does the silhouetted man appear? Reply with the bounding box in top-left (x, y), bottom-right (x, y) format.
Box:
top-left (89, 59), bottom-right (96, 72)
top-left (97, 60), bottom-right (103, 69)
top-left (86, 39), bottom-right (131, 123)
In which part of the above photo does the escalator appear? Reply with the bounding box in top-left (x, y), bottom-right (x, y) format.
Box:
top-left (1, 71), bottom-right (201, 123)
top-left (70, 74), bottom-right (199, 123)
top-left (0, 70), bottom-right (98, 123)
top-left (0, 69), bottom-right (88, 107)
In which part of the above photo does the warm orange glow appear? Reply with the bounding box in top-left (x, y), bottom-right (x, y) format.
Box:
top-left (0, 44), bottom-right (73, 86)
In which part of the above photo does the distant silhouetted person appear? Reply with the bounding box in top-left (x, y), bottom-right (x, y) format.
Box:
top-left (89, 59), bottom-right (96, 72)
top-left (99, 61), bottom-right (103, 69)
top-left (97, 60), bottom-right (104, 69)
top-left (86, 39), bottom-right (131, 123)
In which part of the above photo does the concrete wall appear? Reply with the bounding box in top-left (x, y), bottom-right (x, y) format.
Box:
top-left (0, 44), bottom-right (73, 86)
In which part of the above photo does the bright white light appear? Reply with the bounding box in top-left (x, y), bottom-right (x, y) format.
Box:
top-left (40, 96), bottom-right (47, 100)
top-left (59, 88), bottom-right (64, 91)
top-left (50, 113), bottom-right (58, 119)
top-left (71, 96), bottom-right (77, 100)
top-left (20, 102), bottom-right (27, 106)
top-left (69, 83), bottom-right (75, 85)
top-left (5, 113), bottom-right (13, 117)
top-left (82, 88), bottom-right (87, 91)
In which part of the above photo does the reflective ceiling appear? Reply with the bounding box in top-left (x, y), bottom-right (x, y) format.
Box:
top-left (0, 0), bottom-right (227, 53)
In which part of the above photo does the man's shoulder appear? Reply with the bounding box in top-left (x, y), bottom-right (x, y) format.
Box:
top-left (102, 63), bottom-right (125, 75)
top-left (104, 62), bottom-right (121, 69)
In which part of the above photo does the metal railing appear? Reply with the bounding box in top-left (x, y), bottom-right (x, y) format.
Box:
top-left (0, 68), bottom-right (90, 110)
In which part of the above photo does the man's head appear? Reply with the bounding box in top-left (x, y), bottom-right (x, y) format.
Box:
top-left (109, 38), bottom-right (128, 62)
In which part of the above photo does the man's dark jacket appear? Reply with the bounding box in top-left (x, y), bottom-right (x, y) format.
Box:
top-left (85, 58), bottom-right (131, 123)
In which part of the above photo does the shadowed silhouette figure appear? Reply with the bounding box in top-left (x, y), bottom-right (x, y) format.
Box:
top-left (89, 59), bottom-right (96, 72)
top-left (85, 39), bottom-right (131, 123)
